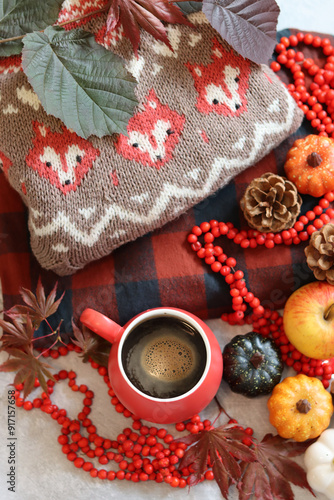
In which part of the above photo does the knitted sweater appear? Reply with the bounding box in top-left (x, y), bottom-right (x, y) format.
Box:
top-left (0, 10), bottom-right (303, 275)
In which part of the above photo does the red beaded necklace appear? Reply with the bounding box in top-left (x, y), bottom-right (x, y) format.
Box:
top-left (270, 32), bottom-right (334, 137)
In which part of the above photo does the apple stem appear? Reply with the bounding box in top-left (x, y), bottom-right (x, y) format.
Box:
top-left (324, 303), bottom-right (334, 321)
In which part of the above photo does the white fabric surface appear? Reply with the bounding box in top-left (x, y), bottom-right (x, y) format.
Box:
top-left (1, 0), bottom-right (334, 498)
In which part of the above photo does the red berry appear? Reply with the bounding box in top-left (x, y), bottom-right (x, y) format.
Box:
top-left (270, 61), bottom-right (281, 72)
top-left (205, 470), bottom-right (215, 480)
top-left (304, 34), bottom-right (314, 45)
top-left (275, 43), bottom-right (286, 53)
top-left (280, 37), bottom-right (290, 47)
top-left (23, 401), bottom-right (33, 411)
top-left (226, 257), bottom-right (237, 267)
top-left (242, 437), bottom-right (253, 447)
top-left (74, 457), bottom-right (85, 468)
top-left (289, 35), bottom-right (298, 47)
top-left (200, 221), bottom-right (210, 233)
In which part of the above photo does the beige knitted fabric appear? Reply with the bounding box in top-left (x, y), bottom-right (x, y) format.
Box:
top-left (0, 12), bottom-right (303, 275)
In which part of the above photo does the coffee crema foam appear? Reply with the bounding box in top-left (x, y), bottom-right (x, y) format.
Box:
top-left (142, 332), bottom-right (197, 381)
top-left (122, 317), bottom-right (207, 399)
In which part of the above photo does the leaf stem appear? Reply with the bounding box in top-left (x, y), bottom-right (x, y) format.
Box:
top-left (44, 318), bottom-right (55, 333)
top-left (58, 4), bottom-right (111, 28)
top-left (0, 4), bottom-right (111, 45)
top-left (36, 336), bottom-right (59, 358)
top-left (56, 335), bottom-right (68, 347)
top-left (213, 396), bottom-right (233, 424)
top-left (31, 331), bottom-right (56, 342)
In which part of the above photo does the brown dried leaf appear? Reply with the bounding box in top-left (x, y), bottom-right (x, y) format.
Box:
top-left (22, 373), bottom-right (36, 399)
top-left (0, 347), bottom-right (55, 398)
top-left (14, 366), bottom-right (31, 385)
top-left (0, 358), bottom-right (24, 372)
top-left (18, 279), bottom-right (64, 328)
top-left (72, 321), bottom-right (110, 367)
top-left (0, 315), bottom-right (35, 349)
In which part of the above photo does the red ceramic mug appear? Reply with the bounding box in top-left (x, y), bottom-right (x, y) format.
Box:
top-left (80, 307), bottom-right (223, 424)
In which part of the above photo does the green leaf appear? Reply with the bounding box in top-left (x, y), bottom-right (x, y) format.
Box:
top-left (175, 1), bottom-right (202, 15)
top-left (22, 26), bottom-right (138, 139)
top-left (0, 0), bottom-right (63, 57)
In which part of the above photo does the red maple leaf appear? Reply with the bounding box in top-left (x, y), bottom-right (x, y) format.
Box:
top-left (0, 313), bottom-right (35, 350)
top-left (106, 0), bottom-right (197, 55)
top-left (6, 278), bottom-right (64, 329)
top-left (238, 434), bottom-right (315, 500)
top-left (177, 424), bottom-right (256, 499)
top-left (0, 346), bottom-right (55, 398)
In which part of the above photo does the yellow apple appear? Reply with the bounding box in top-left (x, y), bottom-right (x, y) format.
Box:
top-left (283, 281), bottom-right (334, 360)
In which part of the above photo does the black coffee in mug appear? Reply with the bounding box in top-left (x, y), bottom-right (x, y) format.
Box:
top-left (122, 317), bottom-right (207, 399)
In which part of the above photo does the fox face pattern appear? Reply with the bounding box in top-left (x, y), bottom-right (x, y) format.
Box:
top-left (26, 122), bottom-right (100, 194)
top-left (186, 38), bottom-right (251, 116)
top-left (115, 89), bottom-right (185, 168)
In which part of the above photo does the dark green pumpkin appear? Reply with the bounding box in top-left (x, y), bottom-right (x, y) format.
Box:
top-left (222, 332), bottom-right (283, 398)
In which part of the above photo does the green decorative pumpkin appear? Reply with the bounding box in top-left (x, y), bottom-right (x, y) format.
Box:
top-left (222, 332), bottom-right (283, 398)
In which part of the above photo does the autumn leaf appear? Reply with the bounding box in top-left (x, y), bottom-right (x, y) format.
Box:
top-left (238, 434), bottom-right (315, 500)
top-left (202, 0), bottom-right (280, 65)
top-left (0, 346), bottom-right (55, 398)
top-left (7, 278), bottom-right (65, 329)
top-left (72, 321), bottom-right (110, 367)
top-left (0, 313), bottom-right (35, 350)
top-left (106, 0), bottom-right (196, 55)
top-left (177, 424), bottom-right (256, 499)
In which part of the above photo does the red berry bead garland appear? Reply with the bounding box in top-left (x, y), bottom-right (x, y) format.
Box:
top-left (188, 192), bottom-right (334, 254)
top-left (188, 215), bottom-right (334, 387)
top-left (270, 32), bottom-right (334, 136)
top-left (14, 344), bottom-right (225, 489)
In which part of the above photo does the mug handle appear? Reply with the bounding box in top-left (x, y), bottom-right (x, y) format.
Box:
top-left (80, 308), bottom-right (124, 344)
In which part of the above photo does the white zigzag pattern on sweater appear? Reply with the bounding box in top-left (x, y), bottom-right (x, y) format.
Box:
top-left (29, 94), bottom-right (296, 249)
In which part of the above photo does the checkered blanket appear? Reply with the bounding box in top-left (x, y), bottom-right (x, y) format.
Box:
top-left (0, 29), bottom-right (326, 339)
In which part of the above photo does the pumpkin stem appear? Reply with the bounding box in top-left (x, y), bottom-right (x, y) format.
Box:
top-left (324, 303), bottom-right (334, 321)
top-left (296, 399), bottom-right (311, 413)
top-left (250, 351), bottom-right (265, 369)
top-left (307, 152), bottom-right (322, 168)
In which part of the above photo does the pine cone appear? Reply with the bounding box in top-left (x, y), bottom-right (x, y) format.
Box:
top-left (305, 224), bottom-right (334, 285)
top-left (240, 173), bottom-right (302, 232)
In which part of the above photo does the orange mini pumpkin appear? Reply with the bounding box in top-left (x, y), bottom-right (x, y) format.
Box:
top-left (267, 374), bottom-right (333, 442)
top-left (284, 134), bottom-right (334, 197)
